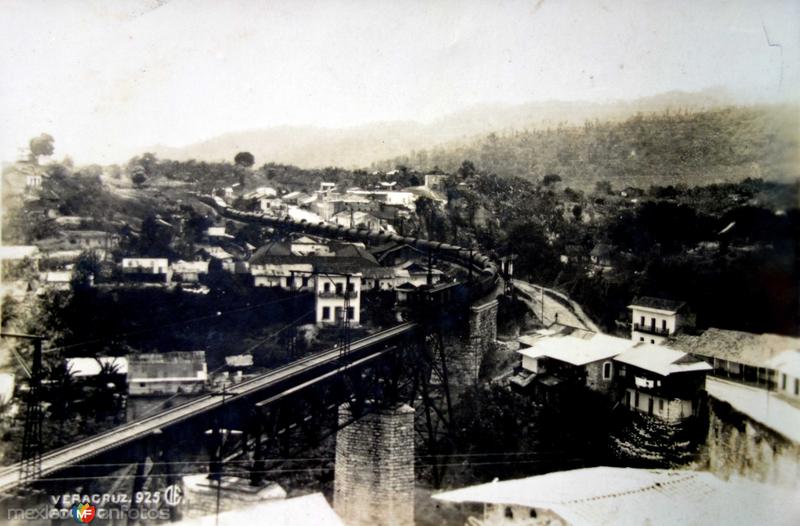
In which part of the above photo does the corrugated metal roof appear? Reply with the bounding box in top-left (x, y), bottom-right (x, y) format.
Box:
top-left (518, 332), bottom-right (634, 366)
top-left (614, 344), bottom-right (711, 376)
top-left (433, 467), bottom-right (799, 526)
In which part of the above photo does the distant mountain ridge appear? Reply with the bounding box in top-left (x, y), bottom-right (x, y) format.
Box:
top-left (147, 89), bottom-right (742, 169)
top-left (375, 104), bottom-right (800, 191)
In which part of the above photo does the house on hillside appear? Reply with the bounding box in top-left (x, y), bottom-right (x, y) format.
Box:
top-left (315, 273), bottom-right (361, 325)
top-left (629, 296), bottom-right (687, 344)
top-left (432, 466), bottom-right (799, 526)
top-left (395, 260), bottom-right (444, 288)
top-left (127, 351), bottom-right (207, 396)
top-left (332, 210), bottom-right (387, 230)
top-left (171, 260), bottom-right (209, 283)
top-left (670, 328), bottom-right (799, 390)
top-left (514, 329), bottom-right (634, 398)
top-left (361, 267), bottom-right (397, 291)
top-left (614, 343), bottom-right (711, 421)
top-left (768, 350), bottom-right (800, 400)
top-left (62, 230), bottom-right (120, 251)
top-left (121, 257), bottom-right (171, 283)
top-left (289, 234), bottom-right (332, 256)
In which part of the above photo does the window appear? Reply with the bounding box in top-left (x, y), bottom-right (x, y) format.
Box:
top-left (302, 277), bottom-right (309, 287)
top-left (651, 339), bottom-right (655, 344)
top-left (625, 391), bottom-right (631, 407)
top-left (795, 378), bottom-right (799, 396)
top-left (634, 392), bottom-right (639, 408)
top-left (139, 383), bottom-right (146, 388)
top-left (286, 277), bottom-right (293, 287)
top-left (346, 282), bottom-right (355, 292)
top-left (640, 316), bottom-right (645, 326)
top-left (662, 319), bottom-right (667, 330)
top-left (322, 307), bottom-right (330, 320)
top-left (602, 362), bottom-right (612, 380)
top-left (783, 374), bottom-right (787, 390)
top-left (640, 337), bottom-right (644, 342)
top-left (529, 509), bottom-right (537, 518)
top-left (659, 399), bottom-right (664, 411)
top-left (335, 283), bottom-right (343, 294)
top-left (504, 507), bottom-right (513, 519)
top-left (650, 317), bottom-right (656, 329)
top-left (347, 307), bottom-right (355, 320)
top-left (323, 282), bottom-right (331, 292)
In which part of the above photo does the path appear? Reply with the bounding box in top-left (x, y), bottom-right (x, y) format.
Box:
top-left (514, 280), bottom-right (600, 333)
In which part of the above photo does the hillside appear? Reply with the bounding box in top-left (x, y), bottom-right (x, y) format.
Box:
top-left (145, 90), bottom-right (742, 170)
top-left (374, 105), bottom-right (800, 191)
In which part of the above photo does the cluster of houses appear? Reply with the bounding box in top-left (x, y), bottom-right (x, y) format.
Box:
top-left (224, 177), bottom-right (447, 233)
top-left (511, 296), bottom-right (800, 424)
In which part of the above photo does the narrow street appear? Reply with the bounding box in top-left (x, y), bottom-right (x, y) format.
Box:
top-left (513, 280), bottom-right (600, 332)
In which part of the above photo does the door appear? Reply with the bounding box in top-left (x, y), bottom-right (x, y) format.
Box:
top-left (648, 397), bottom-right (654, 415)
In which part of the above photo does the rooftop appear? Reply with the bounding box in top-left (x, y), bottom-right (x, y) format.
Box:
top-left (518, 331), bottom-right (634, 366)
top-left (614, 344), bottom-right (711, 376)
top-left (175, 493), bottom-right (343, 526)
top-left (670, 328), bottom-right (800, 368)
top-left (628, 296), bottom-right (686, 313)
top-left (0, 245), bottom-right (38, 260)
top-left (433, 467), bottom-right (799, 526)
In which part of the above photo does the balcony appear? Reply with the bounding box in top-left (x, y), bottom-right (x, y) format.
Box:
top-left (633, 323), bottom-right (670, 336)
top-left (317, 290), bottom-right (358, 299)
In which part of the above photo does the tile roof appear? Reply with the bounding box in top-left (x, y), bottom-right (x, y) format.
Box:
top-left (670, 328), bottom-right (800, 368)
top-left (433, 467), bottom-right (800, 526)
top-left (629, 296), bottom-right (686, 313)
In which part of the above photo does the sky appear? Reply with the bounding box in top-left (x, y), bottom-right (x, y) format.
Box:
top-left (1, 0), bottom-right (798, 165)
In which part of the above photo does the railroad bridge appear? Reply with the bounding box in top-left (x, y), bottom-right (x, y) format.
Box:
top-left (0, 198), bottom-right (503, 526)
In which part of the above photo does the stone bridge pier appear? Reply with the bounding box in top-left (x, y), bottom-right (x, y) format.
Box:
top-left (333, 403), bottom-right (415, 526)
top-left (446, 298), bottom-right (499, 389)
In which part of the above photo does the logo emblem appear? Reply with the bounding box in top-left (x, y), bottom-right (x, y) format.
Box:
top-left (70, 502), bottom-right (96, 523)
top-left (164, 484), bottom-right (183, 507)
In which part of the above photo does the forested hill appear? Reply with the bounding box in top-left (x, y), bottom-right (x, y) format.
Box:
top-left (373, 106), bottom-right (800, 191)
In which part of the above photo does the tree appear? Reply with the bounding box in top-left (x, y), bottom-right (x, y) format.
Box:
top-left (29, 133), bottom-right (55, 163)
top-left (595, 180), bottom-right (613, 195)
top-left (72, 251), bottom-right (102, 289)
top-left (234, 152), bottom-right (255, 168)
top-left (131, 167), bottom-right (147, 187)
top-left (457, 160), bottom-right (476, 179)
top-left (542, 174), bottom-right (562, 187)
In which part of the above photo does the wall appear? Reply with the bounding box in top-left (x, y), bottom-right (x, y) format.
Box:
top-left (584, 360), bottom-right (615, 394)
top-left (705, 397), bottom-right (800, 489)
top-left (624, 388), bottom-right (694, 422)
top-left (483, 503), bottom-right (566, 525)
top-left (630, 307), bottom-right (678, 344)
top-left (777, 371), bottom-right (800, 399)
top-left (334, 403), bottom-right (415, 526)
top-left (315, 274), bottom-right (361, 324)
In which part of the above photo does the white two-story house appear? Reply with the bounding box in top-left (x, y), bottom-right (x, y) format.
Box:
top-left (629, 296), bottom-right (686, 345)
